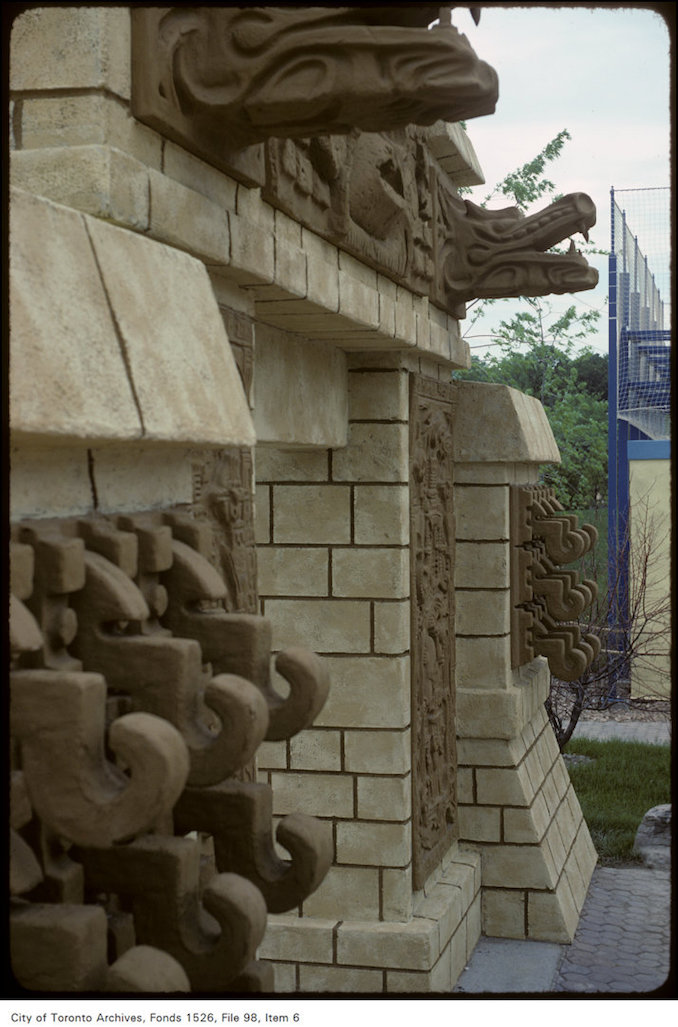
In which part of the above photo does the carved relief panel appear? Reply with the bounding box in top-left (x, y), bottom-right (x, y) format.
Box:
top-left (9, 511), bottom-right (331, 994)
top-left (510, 485), bottom-right (602, 680)
top-left (409, 375), bottom-right (458, 889)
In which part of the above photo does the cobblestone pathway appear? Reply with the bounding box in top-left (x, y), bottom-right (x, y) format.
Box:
top-left (554, 866), bottom-right (672, 993)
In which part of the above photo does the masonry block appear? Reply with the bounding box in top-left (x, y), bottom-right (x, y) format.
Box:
top-left (455, 540), bottom-right (510, 589)
top-left (164, 141), bottom-right (238, 209)
top-left (527, 876), bottom-right (579, 943)
top-left (337, 917), bottom-right (438, 971)
top-left (344, 729), bottom-right (411, 775)
top-left (456, 634), bottom-right (512, 686)
top-left (148, 169), bottom-right (230, 266)
top-left (299, 965), bottom-right (383, 993)
top-left (481, 844), bottom-right (558, 891)
top-left (315, 656), bottom-right (410, 729)
top-left (335, 822), bottom-right (411, 867)
top-left (302, 865), bottom-right (380, 921)
top-left (356, 775), bottom-right (411, 822)
top-left (482, 888), bottom-right (526, 939)
top-left (475, 764), bottom-right (534, 807)
top-left (456, 589), bottom-right (511, 636)
top-left (382, 867), bottom-right (414, 922)
top-left (273, 485), bottom-right (351, 544)
top-left (373, 600), bottom-right (411, 654)
top-left (332, 548), bottom-right (409, 599)
top-left (455, 484), bottom-right (509, 539)
top-left (269, 771), bottom-right (354, 818)
top-left (257, 547), bottom-right (329, 597)
top-left (457, 805), bottom-right (501, 843)
top-left (348, 371), bottom-right (409, 422)
top-left (332, 423), bottom-right (409, 483)
top-left (353, 485), bottom-right (409, 545)
top-left (265, 599), bottom-right (370, 653)
top-left (258, 917), bottom-right (336, 964)
top-left (289, 729), bottom-right (342, 772)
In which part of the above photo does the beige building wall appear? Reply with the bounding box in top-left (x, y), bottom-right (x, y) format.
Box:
top-left (629, 454), bottom-right (671, 698)
top-left (10, 6), bottom-right (599, 995)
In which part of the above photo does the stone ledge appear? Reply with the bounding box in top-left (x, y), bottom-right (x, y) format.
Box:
top-left (454, 382), bottom-right (560, 465)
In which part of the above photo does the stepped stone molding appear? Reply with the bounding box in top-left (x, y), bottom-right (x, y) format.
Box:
top-left (9, 512), bottom-right (330, 994)
top-left (409, 374), bottom-right (458, 888)
top-left (510, 485), bottom-right (601, 680)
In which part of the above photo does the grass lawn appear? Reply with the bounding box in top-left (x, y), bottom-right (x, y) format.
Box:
top-left (565, 738), bottom-right (671, 865)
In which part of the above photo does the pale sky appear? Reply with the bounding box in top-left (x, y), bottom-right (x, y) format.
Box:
top-left (450, 3), bottom-right (672, 355)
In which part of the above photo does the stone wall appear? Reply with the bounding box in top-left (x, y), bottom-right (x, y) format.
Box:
top-left (9, 6), bottom-right (599, 995)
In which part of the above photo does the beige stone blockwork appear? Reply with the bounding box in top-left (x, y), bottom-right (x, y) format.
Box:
top-left (147, 169), bottom-right (230, 267)
top-left (91, 445), bottom-right (194, 513)
top-left (254, 329), bottom-right (347, 448)
top-left (254, 486), bottom-right (271, 543)
top-left (163, 141), bottom-right (238, 210)
top-left (335, 821), bottom-right (411, 867)
top-left (337, 917), bottom-right (438, 971)
top-left (457, 768), bottom-right (474, 805)
top-left (455, 484), bottom-right (509, 540)
top-left (18, 94), bottom-right (162, 170)
top-left (382, 867), bottom-right (414, 922)
top-left (332, 548), bottom-right (409, 599)
top-left (304, 232), bottom-right (340, 312)
top-left (10, 445), bottom-right (93, 521)
top-left (456, 589), bottom-right (511, 636)
top-left (264, 599), bottom-right (370, 653)
top-left (289, 729), bottom-right (342, 772)
top-left (455, 541), bottom-right (510, 589)
top-left (503, 793), bottom-right (551, 844)
top-left (332, 423), bottom-right (409, 483)
top-left (373, 600), bottom-right (410, 654)
top-left (315, 656), bottom-right (411, 729)
top-left (299, 965), bottom-right (384, 993)
top-left (456, 735), bottom-right (526, 768)
top-left (11, 6), bottom-right (131, 97)
top-left (454, 382), bottom-right (560, 465)
top-left (256, 739), bottom-right (287, 771)
top-left (227, 211), bottom-right (275, 285)
top-left (456, 634), bottom-right (512, 687)
top-left (12, 146), bottom-right (149, 231)
top-left (302, 866), bottom-right (380, 921)
top-left (527, 876), bottom-right (580, 943)
top-left (357, 775), bottom-right (411, 822)
top-left (344, 729), bottom-right (411, 775)
top-left (267, 962), bottom-right (297, 993)
top-left (86, 215), bottom-right (254, 447)
top-left (273, 485), bottom-right (351, 544)
top-left (256, 447), bottom-right (329, 483)
top-left (258, 917), bottom-right (335, 964)
top-left (482, 889), bottom-right (526, 939)
top-left (10, 188), bottom-right (141, 444)
top-left (457, 805), bottom-right (501, 843)
top-left (353, 485), bottom-right (409, 545)
top-left (481, 844), bottom-right (558, 891)
top-left (348, 371), bottom-right (409, 422)
top-left (257, 547), bottom-right (328, 597)
top-left (269, 772), bottom-right (354, 818)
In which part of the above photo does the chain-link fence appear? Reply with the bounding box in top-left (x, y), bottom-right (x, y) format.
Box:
top-left (610, 187), bottom-right (671, 440)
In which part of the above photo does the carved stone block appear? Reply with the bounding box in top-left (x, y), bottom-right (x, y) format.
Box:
top-left (510, 485), bottom-right (601, 680)
top-left (409, 375), bottom-right (458, 889)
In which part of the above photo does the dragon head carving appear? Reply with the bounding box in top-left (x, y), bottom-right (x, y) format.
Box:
top-left (438, 191), bottom-right (599, 310)
top-left (145, 6), bottom-right (498, 148)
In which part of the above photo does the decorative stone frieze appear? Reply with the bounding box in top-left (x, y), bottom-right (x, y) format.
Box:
top-left (9, 513), bottom-right (330, 993)
top-left (510, 485), bottom-right (601, 680)
top-left (409, 375), bottom-right (458, 888)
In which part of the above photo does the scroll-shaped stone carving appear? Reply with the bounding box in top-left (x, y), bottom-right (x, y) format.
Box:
top-left (10, 901), bottom-right (190, 994)
top-left (79, 836), bottom-right (267, 993)
top-left (510, 485), bottom-right (601, 680)
top-left (175, 780), bottom-right (333, 913)
top-left (68, 547), bottom-right (269, 785)
top-left (132, 6), bottom-right (497, 179)
top-left (410, 374), bottom-right (458, 890)
top-left (10, 510), bottom-right (331, 994)
top-left (160, 536), bottom-right (329, 740)
top-left (432, 183), bottom-right (599, 316)
top-left (11, 668), bottom-right (190, 846)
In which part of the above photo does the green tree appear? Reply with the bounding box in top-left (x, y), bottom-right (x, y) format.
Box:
top-left (454, 298), bottom-right (607, 510)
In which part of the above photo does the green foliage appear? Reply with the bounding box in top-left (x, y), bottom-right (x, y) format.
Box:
top-left (482, 128), bottom-right (571, 211)
top-left (455, 299), bottom-right (608, 509)
top-left (565, 739), bottom-right (671, 864)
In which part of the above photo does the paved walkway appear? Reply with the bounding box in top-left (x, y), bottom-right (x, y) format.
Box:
top-left (454, 718), bottom-right (673, 995)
